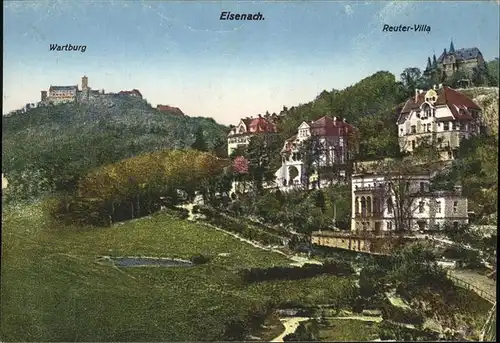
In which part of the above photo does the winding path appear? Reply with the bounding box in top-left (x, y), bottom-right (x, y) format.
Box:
top-left (270, 317), bottom-right (311, 342)
top-left (179, 203), bottom-right (323, 267)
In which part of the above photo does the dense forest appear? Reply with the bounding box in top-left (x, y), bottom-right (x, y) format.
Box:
top-left (2, 95), bottom-right (228, 201)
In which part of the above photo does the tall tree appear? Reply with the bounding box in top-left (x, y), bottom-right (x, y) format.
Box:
top-left (191, 127), bottom-right (208, 152)
top-left (400, 67), bottom-right (424, 97)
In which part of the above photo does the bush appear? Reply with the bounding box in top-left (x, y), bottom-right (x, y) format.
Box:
top-left (381, 303), bottom-right (425, 326)
top-left (378, 320), bottom-right (439, 341)
top-left (163, 206), bottom-right (189, 220)
top-left (190, 254), bottom-right (211, 265)
top-left (197, 206), bottom-right (284, 246)
top-left (239, 260), bottom-right (354, 283)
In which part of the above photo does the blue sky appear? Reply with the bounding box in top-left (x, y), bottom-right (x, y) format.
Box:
top-left (3, 0), bottom-right (499, 124)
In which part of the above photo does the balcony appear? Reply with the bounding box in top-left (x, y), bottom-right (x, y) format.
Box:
top-left (354, 185), bottom-right (386, 193)
top-left (354, 211), bottom-right (384, 218)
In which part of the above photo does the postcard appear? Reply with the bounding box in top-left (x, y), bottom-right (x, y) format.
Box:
top-left (2, 1), bottom-right (498, 342)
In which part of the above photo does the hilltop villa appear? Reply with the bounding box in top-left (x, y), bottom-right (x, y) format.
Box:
top-left (351, 172), bottom-right (468, 232)
top-left (227, 114), bottom-right (278, 156)
top-left (275, 116), bottom-right (357, 190)
top-left (397, 84), bottom-right (484, 160)
top-left (424, 41), bottom-right (486, 81)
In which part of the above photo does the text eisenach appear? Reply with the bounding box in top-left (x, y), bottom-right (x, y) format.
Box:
top-left (220, 11), bottom-right (264, 21)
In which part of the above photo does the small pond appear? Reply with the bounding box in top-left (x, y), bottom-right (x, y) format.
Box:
top-left (98, 256), bottom-right (195, 268)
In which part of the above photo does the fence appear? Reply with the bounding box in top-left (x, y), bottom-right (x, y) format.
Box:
top-left (446, 271), bottom-right (496, 304)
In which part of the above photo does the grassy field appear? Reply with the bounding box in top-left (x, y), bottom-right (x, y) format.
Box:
top-left (0, 201), bottom-right (355, 341)
top-left (317, 318), bottom-right (380, 341)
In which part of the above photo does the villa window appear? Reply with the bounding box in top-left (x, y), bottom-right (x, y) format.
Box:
top-left (436, 201), bottom-right (441, 213)
top-left (420, 182), bottom-right (426, 193)
top-left (419, 201), bottom-right (425, 213)
top-left (387, 198), bottom-right (393, 214)
top-left (443, 122), bottom-right (449, 131)
top-left (411, 125), bottom-right (416, 134)
top-left (453, 201), bottom-right (458, 213)
top-left (432, 109), bottom-right (436, 117)
top-left (452, 122), bottom-right (458, 131)
top-left (411, 140), bottom-right (416, 150)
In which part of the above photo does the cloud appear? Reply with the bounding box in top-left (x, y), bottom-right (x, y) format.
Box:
top-left (377, 0), bottom-right (414, 23)
top-left (344, 4), bottom-right (353, 16)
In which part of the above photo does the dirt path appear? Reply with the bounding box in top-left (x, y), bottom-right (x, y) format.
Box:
top-left (178, 203), bottom-right (323, 267)
top-left (270, 317), bottom-right (311, 342)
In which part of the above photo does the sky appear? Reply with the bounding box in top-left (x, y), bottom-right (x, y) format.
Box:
top-left (3, 0), bottom-right (499, 124)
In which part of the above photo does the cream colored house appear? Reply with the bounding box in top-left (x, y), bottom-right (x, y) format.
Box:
top-left (351, 172), bottom-right (468, 232)
top-left (397, 85), bottom-right (483, 161)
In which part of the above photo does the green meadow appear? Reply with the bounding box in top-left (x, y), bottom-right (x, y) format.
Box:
top-left (0, 201), bottom-right (355, 341)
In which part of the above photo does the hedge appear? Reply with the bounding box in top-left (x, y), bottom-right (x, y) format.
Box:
top-left (239, 260), bottom-right (354, 283)
top-left (195, 205), bottom-right (285, 246)
top-left (381, 303), bottom-right (425, 326)
top-left (162, 206), bottom-right (189, 220)
top-left (378, 320), bottom-right (439, 341)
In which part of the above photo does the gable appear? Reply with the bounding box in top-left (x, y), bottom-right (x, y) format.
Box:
top-left (297, 121), bottom-right (310, 130)
top-left (238, 120), bottom-right (247, 133)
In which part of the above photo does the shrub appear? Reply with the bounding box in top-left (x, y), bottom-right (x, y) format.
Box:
top-left (190, 254), bottom-right (211, 265)
top-left (163, 206), bottom-right (189, 220)
top-left (381, 303), bottom-right (425, 326)
top-left (239, 260), bottom-right (354, 283)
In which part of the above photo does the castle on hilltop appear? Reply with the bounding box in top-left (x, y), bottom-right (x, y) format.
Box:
top-left (424, 40), bottom-right (486, 82)
top-left (40, 76), bottom-right (104, 105)
top-left (39, 76), bottom-right (143, 106)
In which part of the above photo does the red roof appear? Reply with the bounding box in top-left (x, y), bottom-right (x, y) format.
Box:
top-left (309, 115), bottom-right (355, 137)
top-left (398, 86), bottom-right (480, 123)
top-left (281, 116), bottom-right (355, 153)
top-left (245, 116), bottom-right (277, 134)
top-left (157, 105), bottom-right (184, 116)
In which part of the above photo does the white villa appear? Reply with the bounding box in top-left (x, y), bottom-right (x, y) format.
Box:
top-left (227, 114), bottom-right (278, 156)
top-left (397, 84), bottom-right (484, 160)
top-left (351, 172), bottom-right (468, 232)
top-left (275, 116), bottom-right (356, 190)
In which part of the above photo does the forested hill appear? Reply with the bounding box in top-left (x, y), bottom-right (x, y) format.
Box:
top-left (2, 95), bottom-right (228, 200)
top-left (276, 71), bottom-right (407, 160)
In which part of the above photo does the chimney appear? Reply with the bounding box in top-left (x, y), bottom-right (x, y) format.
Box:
top-left (454, 184), bottom-right (462, 195)
top-left (415, 89), bottom-right (419, 102)
top-left (343, 118), bottom-right (347, 123)
top-left (433, 84), bottom-right (437, 90)
top-left (438, 83), bottom-right (443, 89)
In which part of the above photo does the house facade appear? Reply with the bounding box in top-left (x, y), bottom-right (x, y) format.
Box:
top-left (397, 85), bottom-right (483, 160)
top-left (275, 116), bottom-right (356, 190)
top-left (227, 115), bottom-right (278, 156)
top-left (351, 173), bottom-right (468, 233)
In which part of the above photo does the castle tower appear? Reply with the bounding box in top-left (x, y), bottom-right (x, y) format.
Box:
top-left (82, 75), bottom-right (89, 90)
top-left (41, 90), bottom-right (47, 101)
top-left (449, 40), bottom-right (455, 54)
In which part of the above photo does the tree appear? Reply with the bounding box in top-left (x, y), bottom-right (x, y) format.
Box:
top-left (400, 67), bottom-right (424, 98)
top-left (486, 58), bottom-right (499, 87)
top-left (298, 136), bottom-right (323, 189)
top-left (245, 133), bottom-right (281, 192)
top-left (374, 157), bottom-right (433, 232)
top-left (191, 127), bottom-right (208, 152)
